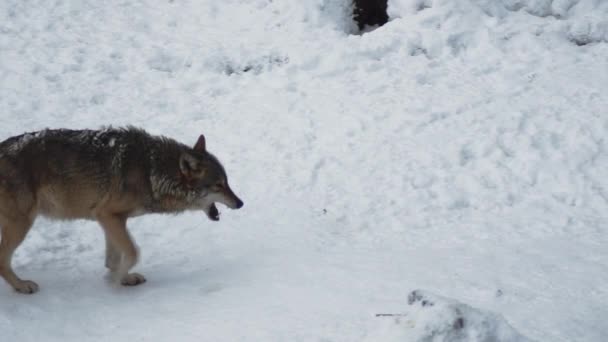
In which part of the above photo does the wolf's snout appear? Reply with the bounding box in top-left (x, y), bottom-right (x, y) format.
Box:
top-left (224, 186), bottom-right (243, 209)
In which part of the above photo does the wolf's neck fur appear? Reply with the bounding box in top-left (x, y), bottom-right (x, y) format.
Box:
top-left (146, 140), bottom-right (198, 213)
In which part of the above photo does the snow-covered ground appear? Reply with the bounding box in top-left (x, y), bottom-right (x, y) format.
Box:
top-left (1, 0), bottom-right (607, 340)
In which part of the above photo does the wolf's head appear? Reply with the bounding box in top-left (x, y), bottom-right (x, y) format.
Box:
top-left (179, 135), bottom-right (243, 221)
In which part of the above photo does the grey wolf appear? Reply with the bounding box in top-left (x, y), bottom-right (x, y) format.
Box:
top-left (0, 127), bottom-right (243, 294)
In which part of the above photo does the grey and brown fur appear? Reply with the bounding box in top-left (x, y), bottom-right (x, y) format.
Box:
top-left (0, 127), bottom-right (243, 294)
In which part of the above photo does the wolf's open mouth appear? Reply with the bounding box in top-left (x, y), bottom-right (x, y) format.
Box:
top-left (208, 203), bottom-right (220, 221)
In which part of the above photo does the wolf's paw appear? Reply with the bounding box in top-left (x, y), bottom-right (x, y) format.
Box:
top-left (120, 273), bottom-right (146, 286)
top-left (14, 280), bottom-right (39, 294)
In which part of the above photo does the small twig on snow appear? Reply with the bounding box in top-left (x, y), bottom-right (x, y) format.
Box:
top-left (375, 313), bottom-right (407, 317)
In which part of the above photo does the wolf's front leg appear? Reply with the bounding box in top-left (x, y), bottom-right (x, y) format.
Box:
top-left (98, 214), bottom-right (146, 286)
top-left (104, 233), bottom-right (120, 271)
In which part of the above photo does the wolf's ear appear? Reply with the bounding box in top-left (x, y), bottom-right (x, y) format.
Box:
top-left (180, 153), bottom-right (205, 178)
top-left (194, 134), bottom-right (206, 152)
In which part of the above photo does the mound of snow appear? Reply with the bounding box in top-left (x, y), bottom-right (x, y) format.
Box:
top-left (0, 0), bottom-right (607, 341)
top-left (387, 0), bottom-right (608, 57)
top-left (369, 290), bottom-right (532, 341)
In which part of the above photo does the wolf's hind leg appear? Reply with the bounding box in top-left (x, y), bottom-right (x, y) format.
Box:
top-left (97, 214), bottom-right (146, 286)
top-left (0, 219), bottom-right (38, 294)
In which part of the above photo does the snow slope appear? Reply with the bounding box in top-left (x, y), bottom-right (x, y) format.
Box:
top-left (1, 0), bottom-right (607, 340)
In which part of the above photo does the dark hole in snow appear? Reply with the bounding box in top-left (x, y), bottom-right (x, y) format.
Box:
top-left (353, 0), bottom-right (388, 32)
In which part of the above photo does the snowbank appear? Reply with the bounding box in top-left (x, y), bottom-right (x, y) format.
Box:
top-left (369, 291), bottom-right (532, 341)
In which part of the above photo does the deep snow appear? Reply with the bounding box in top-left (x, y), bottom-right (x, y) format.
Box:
top-left (1, 0), bottom-right (607, 341)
